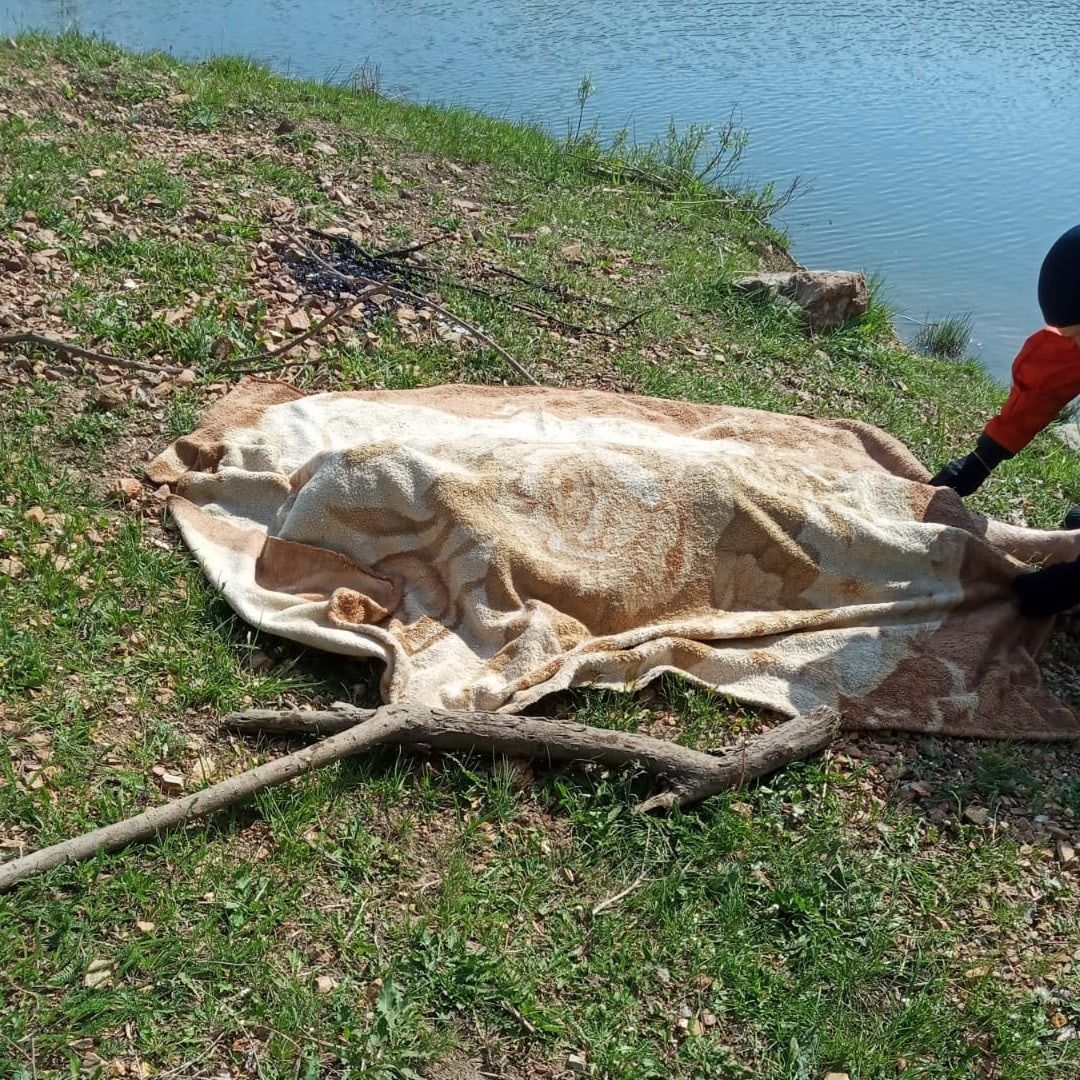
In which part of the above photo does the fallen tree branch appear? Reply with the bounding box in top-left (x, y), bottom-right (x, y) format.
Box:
top-left (296, 240), bottom-right (543, 386)
top-left (0, 332), bottom-right (185, 376)
top-left (0, 704), bottom-right (836, 892)
top-left (580, 157), bottom-right (681, 193)
top-left (224, 705), bottom-right (836, 815)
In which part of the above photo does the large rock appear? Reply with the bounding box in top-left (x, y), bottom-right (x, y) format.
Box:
top-left (735, 268), bottom-right (868, 332)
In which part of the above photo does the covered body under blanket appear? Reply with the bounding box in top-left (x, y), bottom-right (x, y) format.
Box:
top-left (148, 381), bottom-right (1080, 739)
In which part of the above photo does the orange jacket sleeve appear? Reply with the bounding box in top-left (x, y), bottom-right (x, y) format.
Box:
top-left (984, 329), bottom-right (1080, 454)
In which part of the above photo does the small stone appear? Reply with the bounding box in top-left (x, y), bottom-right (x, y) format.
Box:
top-left (0, 557), bottom-right (25, 579)
top-left (312, 140), bottom-right (338, 156)
top-left (22, 506), bottom-right (47, 524)
top-left (151, 766), bottom-right (184, 794)
top-left (84, 960), bottom-right (113, 989)
top-left (93, 386), bottom-right (126, 411)
top-left (88, 168), bottom-right (107, 178)
top-left (1057, 840), bottom-right (1076, 866)
top-left (285, 310), bottom-right (311, 333)
top-left (561, 242), bottom-right (584, 263)
top-left (107, 477), bottom-right (143, 502)
top-left (315, 974), bottom-right (338, 994)
top-left (655, 966), bottom-right (672, 984)
top-left (824, 1074), bottom-right (851, 1080)
top-left (190, 756), bottom-right (217, 783)
top-left (566, 1052), bottom-right (587, 1073)
top-left (135, 920), bottom-right (156, 933)
top-left (963, 806), bottom-right (989, 826)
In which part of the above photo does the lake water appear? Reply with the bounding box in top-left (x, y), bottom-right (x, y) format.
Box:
top-left (3, 0), bottom-right (1079, 381)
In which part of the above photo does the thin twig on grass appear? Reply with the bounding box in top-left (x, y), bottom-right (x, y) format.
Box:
top-left (373, 233), bottom-right (454, 261)
top-left (612, 307), bottom-right (658, 334)
top-left (407, 272), bottom-right (619, 339)
top-left (295, 239), bottom-right (543, 386)
top-left (0, 704), bottom-right (836, 892)
top-left (501, 1001), bottom-right (537, 1036)
top-left (308, 226), bottom-right (453, 263)
top-left (218, 301), bottom-right (354, 374)
top-left (0, 332), bottom-right (185, 375)
top-left (591, 869), bottom-right (650, 916)
top-left (479, 262), bottom-right (624, 309)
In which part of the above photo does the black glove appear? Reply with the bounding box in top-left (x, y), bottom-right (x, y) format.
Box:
top-left (1014, 558), bottom-right (1080, 617)
top-left (930, 433), bottom-right (1014, 497)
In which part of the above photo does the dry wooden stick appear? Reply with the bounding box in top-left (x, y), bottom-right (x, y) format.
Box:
top-left (374, 232), bottom-right (454, 261)
top-left (0, 332), bottom-right (185, 376)
top-left (219, 300), bottom-right (354, 374)
top-left (611, 307), bottom-right (658, 334)
top-left (0, 710), bottom-right (399, 893)
top-left (591, 869), bottom-right (650, 916)
top-left (479, 262), bottom-right (625, 310)
top-left (0, 704), bottom-right (835, 892)
top-left (307, 226), bottom-right (453, 263)
top-left (296, 240), bottom-right (543, 386)
top-left (404, 270), bottom-right (619, 339)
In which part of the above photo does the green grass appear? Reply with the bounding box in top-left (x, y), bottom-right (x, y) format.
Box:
top-left (912, 314), bottom-right (975, 361)
top-left (2, 31), bottom-right (1080, 1080)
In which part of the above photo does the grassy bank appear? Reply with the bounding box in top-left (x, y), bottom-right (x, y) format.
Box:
top-left (2, 32), bottom-right (1080, 1080)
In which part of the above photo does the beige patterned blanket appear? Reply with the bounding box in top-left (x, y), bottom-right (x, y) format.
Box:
top-left (148, 381), bottom-right (1080, 739)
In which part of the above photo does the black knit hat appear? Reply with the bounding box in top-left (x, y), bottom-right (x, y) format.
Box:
top-left (1038, 225), bottom-right (1080, 327)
